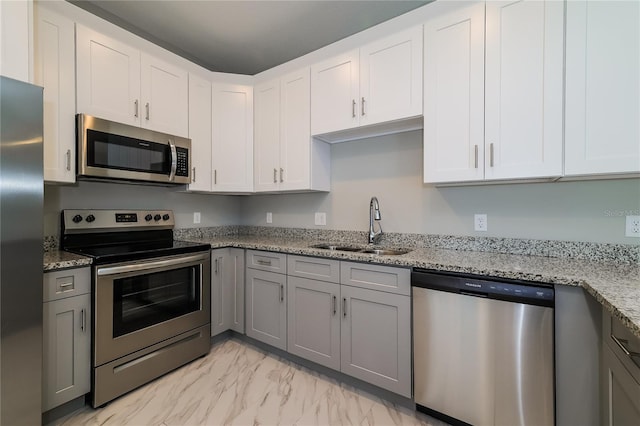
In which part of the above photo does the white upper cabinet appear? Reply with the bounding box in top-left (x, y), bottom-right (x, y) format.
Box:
top-left (34, 4), bottom-right (76, 183)
top-left (424, 0), bottom-right (563, 184)
top-left (311, 26), bottom-right (423, 140)
top-left (212, 83), bottom-right (254, 192)
top-left (255, 68), bottom-right (330, 193)
top-left (484, 0), bottom-right (563, 180)
top-left (359, 26), bottom-right (423, 127)
top-left (76, 25), bottom-right (188, 137)
top-left (423, 2), bottom-right (485, 183)
top-left (187, 74), bottom-right (212, 192)
top-left (0, 0), bottom-right (31, 82)
top-left (140, 53), bottom-right (188, 137)
top-left (311, 50), bottom-right (359, 136)
top-left (76, 24), bottom-right (140, 127)
top-left (565, 1), bottom-right (640, 177)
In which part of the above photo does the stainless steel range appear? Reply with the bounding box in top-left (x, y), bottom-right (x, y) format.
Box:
top-left (62, 209), bottom-right (211, 407)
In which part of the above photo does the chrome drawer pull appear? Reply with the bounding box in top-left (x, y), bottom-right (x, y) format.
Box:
top-left (256, 259), bottom-right (272, 266)
top-left (611, 334), bottom-right (640, 359)
top-left (332, 295), bottom-right (337, 316)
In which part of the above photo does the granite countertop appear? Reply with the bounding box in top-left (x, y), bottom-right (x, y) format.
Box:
top-left (43, 234), bottom-right (640, 338)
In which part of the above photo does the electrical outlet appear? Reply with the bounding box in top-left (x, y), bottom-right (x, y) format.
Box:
top-left (266, 212), bottom-right (273, 224)
top-left (193, 212), bottom-right (201, 224)
top-left (474, 214), bottom-right (488, 232)
top-left (315, 212), bottom-right (327, 226)
top-left (626, 215), bottom-right (640, 237)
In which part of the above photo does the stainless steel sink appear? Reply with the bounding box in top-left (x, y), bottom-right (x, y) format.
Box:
top-left (360, 248), bottom-right (411, 256)
top-left (310, 244), bottom-right (411, 256)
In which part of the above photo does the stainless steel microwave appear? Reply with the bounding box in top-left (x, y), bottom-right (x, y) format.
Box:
top-left (76, 114), bottom-right (191, 185)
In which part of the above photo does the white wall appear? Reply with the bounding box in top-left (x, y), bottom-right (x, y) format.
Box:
top-left (44, 181), bottom-right (242, 236)
top-left (240, 130), bottom-right (640, 244)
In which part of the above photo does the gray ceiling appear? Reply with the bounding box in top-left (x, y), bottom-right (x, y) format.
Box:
top-left (69, 1), bottom-right (430, 75)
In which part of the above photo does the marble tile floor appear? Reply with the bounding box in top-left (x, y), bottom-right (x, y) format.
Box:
top-left (54, 338), bottom-right (449, 426)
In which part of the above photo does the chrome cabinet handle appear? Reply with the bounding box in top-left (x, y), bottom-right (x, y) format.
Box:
top-left (256, 259), bottom-right (272, 266)
top-left (214, 258), bottom-right (218, 274)
top-left (145, 102), bottom-right (150, 120)
top-left (59, 281), bottom-right (74, 291)
top-left (343, 298), bottom-right (347, 318)
top-left (332, 295), bottom-right (337, 316)
top-left (612, 334), bottom-right (640, 359)
top-left (134, 99), bottom-right (139, 118)
top-left (66, 149), bottom-right (71, 171)
top-left (489, 143), bottom-right (494, 167)
top-left (352, 99), bottom-right (356, 118)
top-left (273, 168), bottom-right (277, 183)
top-left (279, 168), bottom-right (283, 183)
top-left (214, 169), bottom-right (217, 185)
top-left (361, 97), bottom-right (365, 116)
top-left (280, 284), bottom-right (284, 302)
top-left (80, 308), bottom-right (86, 332)
top-left (192, 167), bottom-right (196, 183)
top-left (474, 145), bottom-right (478, 169)
top-left (168, 140), bottom-right (177, 181)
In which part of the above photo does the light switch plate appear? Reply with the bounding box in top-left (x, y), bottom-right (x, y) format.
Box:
top-left (193, 212), bottom-right (201, 224)
top-left (315, 212), bottom-right (327, 226)
top-left (626, 215), bottom-right (640, 237)
top-left (266, 212), bottom-right (273, 224)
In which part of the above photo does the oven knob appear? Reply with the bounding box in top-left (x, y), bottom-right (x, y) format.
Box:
top-left (86, 214), bottom-right (95, 223)
top-left (72, 214), bottom-right (83, 223)
top-left (154, 214), bottom-right (161, 221)
top-left (145, 214), bottom-right (153, 222)
top-left (162, 214), bottom-right (170, 221)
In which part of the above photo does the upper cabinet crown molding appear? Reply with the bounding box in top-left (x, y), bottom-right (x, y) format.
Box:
top-left (76, 24), bottom-right (188, 137)
top-left (564, 0), bottom-right (640, 177)
top-left (311, 26), bottom-right (423, 143)
top-left (424, 0), bottom-right (564, 184)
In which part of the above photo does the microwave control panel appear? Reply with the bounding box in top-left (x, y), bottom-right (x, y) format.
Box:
top-left (176, 148), bottom-right (188, 177)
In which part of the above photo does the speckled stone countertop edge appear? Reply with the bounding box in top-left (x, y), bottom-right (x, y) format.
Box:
top-left (43, 235), bottom-right (640, 339)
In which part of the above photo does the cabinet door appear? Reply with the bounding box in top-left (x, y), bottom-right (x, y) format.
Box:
top-left (565, 1), bottom-right (640, 176)
top-left (603, 344), bottom-right (640, 425)
top-left (254, 79), bottom-right (281, 192)
top-left (76, 24), bottom-right (140, 126)
top-left (310, 50), bottom-right (359, 135)
top-left (340, 285), bottom-right (411, 397)
top-left (359, 26), bottom-right (423, 127)
top-left (279, 68), bottom-right (311, 191)
top-left (287, 276), bottom-right (340, 370)
top-left (140, 53), bottom-right (188, 137)
top-left (423, 3), bottom-right (485, 183)
top-left (35, 5), bottom-right (76, 183)
top-left (188, 74), bottom-right (212, 192)
top-left (245, 268), bottom-right (287, 350)
top-left (0, 0), bottom-right (30, 82)
top-left (210, 248), bottom-right (228, 336)
top-left (484, 0), bottom-right (563, 180)
top-left (212, 83), bottom-right (254, 192)
top-left (227, 248), bottom-right (245, 334)
top-left (42, 294), bottom-right (91, 411)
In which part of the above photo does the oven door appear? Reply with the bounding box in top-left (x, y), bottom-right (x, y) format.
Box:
top-left (94, 251), bottom-right (210, 367)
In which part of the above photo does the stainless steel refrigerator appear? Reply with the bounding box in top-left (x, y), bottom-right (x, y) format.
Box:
top-left (0, 76), bottom-right (44, 425)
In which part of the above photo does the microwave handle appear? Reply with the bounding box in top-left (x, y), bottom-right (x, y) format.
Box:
top-left (168, 139), bottom-right (177, 181)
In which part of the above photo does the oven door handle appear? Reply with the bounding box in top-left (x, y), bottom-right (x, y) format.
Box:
top-left (168, 139), bottom-right (177, 181)
top-left (97, 253), bottom-right (208, 277)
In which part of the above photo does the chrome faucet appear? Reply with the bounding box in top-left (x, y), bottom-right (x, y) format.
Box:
top-left (368, 196), bottom-right (383, 244)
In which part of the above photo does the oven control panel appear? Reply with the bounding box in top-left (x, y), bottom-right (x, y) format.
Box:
top-left (63, 209), bottom-right (175, 233)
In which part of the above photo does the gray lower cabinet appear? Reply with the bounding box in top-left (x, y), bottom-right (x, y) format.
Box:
top-left (245, 266), bottom-right (287, 350)
top-left (287, 275), bottom-right (341, 370)
top-left (211, 248), bottom-right (245, 336)
top-left (340, 284), bottom-right (411, 398)
top-left (602, 308), bottom-right (640, 425)
top-left (43, 268), bottom-right (91, 412)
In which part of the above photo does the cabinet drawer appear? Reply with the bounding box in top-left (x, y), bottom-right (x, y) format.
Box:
top-left (340, 262), bottom-right (410, 296)
top-left (246, 250), bottom-right (287, 273)
top-left (43, 267), bottom-right (91, 302)
top-left (604, 308), bottom-right (640, 383)
top-left (287, 255), bottom-right (340, 283)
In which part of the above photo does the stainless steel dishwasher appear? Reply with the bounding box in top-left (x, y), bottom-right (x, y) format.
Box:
top-left (412, 269), bottom-right (555, 426)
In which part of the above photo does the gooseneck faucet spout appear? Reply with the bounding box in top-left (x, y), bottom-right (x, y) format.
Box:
top-left (369, 196), bottom-right (383, 244)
